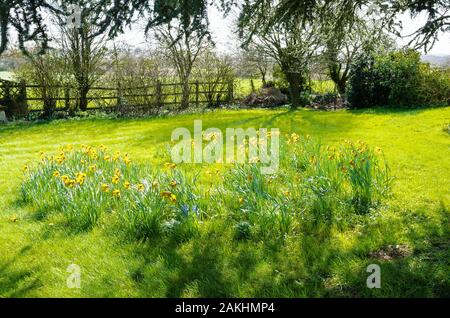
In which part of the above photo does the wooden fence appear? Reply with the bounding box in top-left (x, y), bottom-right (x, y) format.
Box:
top-left (0, 79), bottom-right (235, 115)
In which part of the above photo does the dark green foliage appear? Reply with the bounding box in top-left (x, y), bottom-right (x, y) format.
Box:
top-left (418, 64), bottom-right (450, 106)
top-left (0, 0), bottom-right (57, 55)
top-left (347, 49), bottom-right (450, 108)
top-left (234, 221), bottom-right (252, 240)
top-left (374, 50), bottom-right (423, 107)
top-left (347, 52), bottom-right (377, 108)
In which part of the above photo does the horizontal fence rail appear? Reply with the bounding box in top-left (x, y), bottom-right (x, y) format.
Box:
top-left (0, 79), bottom-right (235, 115)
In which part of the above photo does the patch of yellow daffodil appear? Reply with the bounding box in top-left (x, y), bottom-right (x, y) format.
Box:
top-left (112, 189), bottom-right (121, 198)
top-left (287, 133), bottom-right (300, 144)
top-left (164, 162), bottom-right (177, 169)
top-left (75, 172), bottom-right (87, 185)
top-left (112, 175), bottom-right (120, 184)
top-left (101, 183), bottom-right (110, 193)
top-left (161, 191), bottom-right (177, 204)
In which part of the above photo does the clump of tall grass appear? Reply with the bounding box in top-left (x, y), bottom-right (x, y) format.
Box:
top-left (21, 135), bottom-right (392, 242)
top-left (222, 134), bottom-right (392, 239)
top-left (21, 145), bottom-right (201, 238)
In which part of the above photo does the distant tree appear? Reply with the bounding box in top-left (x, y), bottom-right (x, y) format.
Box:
top-left (17, 50), bottom-right (65, 117)
top-left (242, 44), bottom-right (275, 85)
top-left (109, 44), bottom-right (168, 110)
top-left (239, 1), bottom-right (323, 108)
top-left (323, 16), bottom-right (394, 94)
top-left (54, 2), bottom-right (108, 112)
top-left (156, 18), bottom-right (210, 109)
top-left (193, 49), bottom-right (234, 108)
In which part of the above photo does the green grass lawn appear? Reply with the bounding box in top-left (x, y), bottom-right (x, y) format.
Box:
top-left (0, 107), bottom-right (449, 297)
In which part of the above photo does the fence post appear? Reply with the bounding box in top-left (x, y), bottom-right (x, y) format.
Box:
top-left (64, 86), bottom-right (70, 111)
top-left (227, 79), bottom-right (234, 103)
top-left (155, 80), bottom-right (162, 109)
top-left (174, 83), bottom-right (177, 105)
top-left (18, 80), bottom-right (28, 117)
top-left (116, 83), bottom-right (123, 110)
top-left (250, 79), bottom-right (255, 93)
top-left (195, 81), bottom-right (199, 108)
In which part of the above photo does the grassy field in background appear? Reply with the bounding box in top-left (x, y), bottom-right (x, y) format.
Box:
top-left (0, 107), bottom-right (449, 297)
top-left (234, 78), bottom-right (336, 99)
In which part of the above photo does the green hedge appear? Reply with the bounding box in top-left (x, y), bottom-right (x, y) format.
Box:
top-left (347, 49), bottom-right (450, 108)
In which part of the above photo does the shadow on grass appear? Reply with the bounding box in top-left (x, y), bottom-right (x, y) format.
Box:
top-left (0, 245), bottom-right (42, 297)
top-left (131, 231), bottom-right (238, 297)
top-left (346, 105), bottom-right (448, 116)
top-left (324, 202), bottom-right (450, 297)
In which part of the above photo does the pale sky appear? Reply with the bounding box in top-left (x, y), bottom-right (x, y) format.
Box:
top-left (5, 5), bottom-right (448, 56)
top-left (115, 6), bottom-right (449, 56)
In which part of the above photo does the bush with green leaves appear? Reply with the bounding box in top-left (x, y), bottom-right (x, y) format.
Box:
top-left (347, 49), bottom-right (450, 108)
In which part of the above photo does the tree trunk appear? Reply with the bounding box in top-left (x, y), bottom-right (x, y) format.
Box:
top-left (261, 71), bottom-right (267, 87)
top-left (336, 80), bottom-right (346, 95)
top-left (285, 71), bottom-right (303, 108)
top-left (328, 63), bottom-right (347, 95)
top-left (78, 85), bottom-right (89, 111)
top-left (181, 79), bottom-right (190, 110)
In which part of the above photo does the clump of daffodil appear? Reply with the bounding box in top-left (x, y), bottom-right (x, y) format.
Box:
top-left (164, 162), bottom-right (176, 169)
top-left (124, 154), bottom-right (131, 165)
top-left (89, 164), bottom-right (97, 172)
top-left (53, 171), bottom-right (60, 177)
top-left (112, 175), bottom-right (120, 185)
top-left (113, 151), bottom-right (121, 162)
top-left (137, 184), bottom-right (145, 192)
top-left (112, 189), bottom-right (121, 198)
top-left (124, 181), bottom-right (131, 190)
top-left (161, 191), bottom-right (177, 204)
top-left (101, 184), bottom-right (110, 193)
top-left (170, 180), bottom-right (177, 188)
top-left (75, 172), bottom-right (87, 185)
top-left (287, 133), bottom-right (300, 144)
top-left (64, 178), bottom-right (76, 188)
